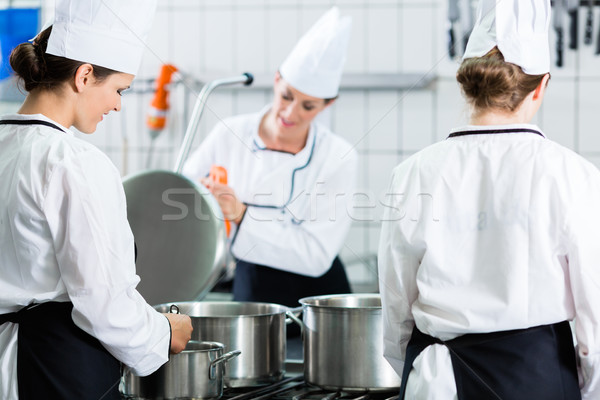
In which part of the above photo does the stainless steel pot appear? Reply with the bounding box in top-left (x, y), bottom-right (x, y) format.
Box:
top-left (294, 293), bottom-right (401, 391)
top-left (154, 301), bottom-right (288, 387)
top-left (121, 341), bottom-right (240, 399)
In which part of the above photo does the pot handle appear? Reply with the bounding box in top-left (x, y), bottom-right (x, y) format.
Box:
top-left (209, 350), bottom-right (241, 380)
top-left (285, 307), bottom-right (304, 332)
top-left (169, 304), bottom-right (180, 314)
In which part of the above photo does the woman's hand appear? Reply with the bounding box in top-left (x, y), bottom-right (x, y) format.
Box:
top-left (200, 177), bottom-right (247, 224)
top-left (163, 313), bottom-right (193, 354)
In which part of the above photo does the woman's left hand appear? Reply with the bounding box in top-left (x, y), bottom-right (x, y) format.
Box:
top-left (200, 177), bottom-right (246, 224)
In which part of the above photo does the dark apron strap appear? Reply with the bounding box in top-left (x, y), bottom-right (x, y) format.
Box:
top-left (0, 119), bottom-right (64, 132)
top-left (399, 321), bottom-right (581, 400)
top-left (2, 301), bottom-right (121, 400)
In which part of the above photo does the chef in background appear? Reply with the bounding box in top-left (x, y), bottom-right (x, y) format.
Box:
top-left (0, 1), bottom-right (193, 398)
top-left (183, 7), bottom-right (357, 310)
top-left (378, 0), bottom-right (599, 398)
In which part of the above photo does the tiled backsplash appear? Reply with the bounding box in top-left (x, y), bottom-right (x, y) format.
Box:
top-left (3, 0), bottom-right (600, 289)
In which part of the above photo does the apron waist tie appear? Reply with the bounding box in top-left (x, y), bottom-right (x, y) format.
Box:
top-left (0, 304), bottom-right (39, 325)
top-left (399, 321), bottom-right (581, 400)
top-left (2, 301), bottom-right (122, 399)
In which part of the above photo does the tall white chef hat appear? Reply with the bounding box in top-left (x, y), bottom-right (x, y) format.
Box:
top-left (279, 7), bottom-right (352, 99)
top-left (462, 0), bottom-right (551, 75)
top-left (46, 0), bottom-right (157, 75)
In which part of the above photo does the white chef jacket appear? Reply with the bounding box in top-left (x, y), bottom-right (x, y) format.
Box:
top-left (378, 124), bottom-right (600, 399)
top-left (0, 114), bottom-right (171, 399)
top-left (183, 106), bottom-right (358, 277)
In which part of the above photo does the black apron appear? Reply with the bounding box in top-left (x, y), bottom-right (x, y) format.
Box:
top-left (233, 256), bottom-right (351, 337)
top-left (0, 302), bottom-right (121, 400)
top-left (399, 321), bottom-right (581, 400)
top-left (0, 119), bottom-right (120, 399)
top-left (398, 127), bottom-right (580, 398)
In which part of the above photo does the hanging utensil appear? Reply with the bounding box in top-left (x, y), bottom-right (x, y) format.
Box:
top-left (554, 0), bottom-right (566, 67)
top-left (448, 0), bottom-right (460, 59)
top-left (595, 2), bottom-right (600, 53)
top-left (461, 0), bottom-right (475, 55)
top-left (585, 0), bottom-right (594, 45)
top-left (567, 0), bottom-right (579, 50)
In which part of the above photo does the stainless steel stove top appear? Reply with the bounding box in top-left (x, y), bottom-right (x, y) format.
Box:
top-left (121, 337), bottom-right (400, 400)
top-left (220, 376), bottom-right (400, 400)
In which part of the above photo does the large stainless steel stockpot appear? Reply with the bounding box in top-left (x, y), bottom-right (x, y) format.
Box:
top-left (154, 301), bottom-right (288, 387)
top-left (121, 341), bottom-right (240, 399)
top-left (296, 293), bottom-right (402, 391)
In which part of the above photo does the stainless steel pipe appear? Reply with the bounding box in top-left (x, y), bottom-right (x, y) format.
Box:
top-left (173, 72), bottom-right (253, 174)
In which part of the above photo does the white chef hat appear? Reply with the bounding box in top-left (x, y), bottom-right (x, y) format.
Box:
top-left (46, 0), bottom-right (157, 75)
top-left (462, 0), bottom-right (551, 75)
top-left (279, 7), bottom-right (352, 99)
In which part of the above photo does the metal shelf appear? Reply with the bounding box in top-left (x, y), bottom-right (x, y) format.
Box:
top-left (131, 72), bottom-right (436, 95)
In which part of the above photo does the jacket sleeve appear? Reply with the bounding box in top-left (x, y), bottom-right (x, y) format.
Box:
top-left (230, 147), bottom-right (358, 277)
top-left (377, 169), bottom-right (421, 377)
top-left (564, 166), bottom-right (600, 400)
top-left (43, 148), bottom-right (170, 377)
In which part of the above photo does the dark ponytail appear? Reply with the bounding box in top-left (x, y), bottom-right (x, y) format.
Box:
top-left (9, 26), bottom-right (117, 92)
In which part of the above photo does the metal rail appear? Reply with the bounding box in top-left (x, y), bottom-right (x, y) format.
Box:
top-left (173, 72), bottom-right (254, 174)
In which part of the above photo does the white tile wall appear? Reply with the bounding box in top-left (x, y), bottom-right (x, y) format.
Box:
top-left (367, 6), bottom-right (400, 73)
top-left (5, 0), bottom-right (600, 288)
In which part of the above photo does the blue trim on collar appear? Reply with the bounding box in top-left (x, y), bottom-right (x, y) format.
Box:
top-left (245, 130), bottom-right (317, 210)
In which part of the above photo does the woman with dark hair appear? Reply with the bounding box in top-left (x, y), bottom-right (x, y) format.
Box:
top-left (378, 1), bottom-right (599, 399)
top-left (0, 1), bottom-right (192, 399)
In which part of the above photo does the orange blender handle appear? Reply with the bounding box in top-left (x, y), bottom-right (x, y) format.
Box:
top-left (209, 165), bottom-right (231, 237)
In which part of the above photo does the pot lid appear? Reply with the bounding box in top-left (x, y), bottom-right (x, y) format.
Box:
top-left (299, 293), bottom-right (382, 309)
top-left (123, 170), bottom-right (227, 306)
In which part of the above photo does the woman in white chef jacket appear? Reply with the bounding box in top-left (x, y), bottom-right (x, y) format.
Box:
top-left (378, 0), bottom-right (599, 399)
top-left (0, 1), bottom-right (193, 399)
top-left (183, 8), bottom-right (357, 311)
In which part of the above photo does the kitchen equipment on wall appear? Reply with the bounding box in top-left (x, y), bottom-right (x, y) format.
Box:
top-left (447, 0), bottom-right (460, 58)
top-left (146, 64), bottom-right (178, 169)
top-left (585, 0), bottom-right (594, 45)
top-left (122, 340), bottom-right (241, 399)
top-left (154, 301), bottom-right (290, 388)
top-left (446, 0), bottom-right (475, 60)
top-left (289, 293), bottom-right (402, 391)
top-left (568, 0), bottom-right (580, 49)
top-left (452, 1), bottom-right (600, 67)
top-left (555, 0), bottom-right (566, 67)
top-left (122, 73), bottom-right (253, 306)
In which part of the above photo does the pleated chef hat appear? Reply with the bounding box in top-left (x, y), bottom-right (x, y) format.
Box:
top-left (279, 7), bottom-right (352, 99)
top-left (46, 0), bottom-right (157, 75)
top-left (462, 0), bottom-right (551, 74)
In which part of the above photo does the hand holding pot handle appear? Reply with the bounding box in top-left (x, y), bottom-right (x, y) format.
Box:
top-left (163, 313), bottom-right (193, 354)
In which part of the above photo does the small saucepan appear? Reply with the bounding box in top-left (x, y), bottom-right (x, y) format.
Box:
top-left (121, 340), bottom-right (241, 399)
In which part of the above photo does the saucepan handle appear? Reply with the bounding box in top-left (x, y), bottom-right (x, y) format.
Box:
top-left (285, 307), bottom-right (304, 329)
top-left (209, 350), bottom-right (241, 380)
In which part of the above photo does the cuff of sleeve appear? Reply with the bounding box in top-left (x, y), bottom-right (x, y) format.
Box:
top-left (579, 351), bottom-right (600, 398)
top-left (128, 314), bottom-right (171, 377)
